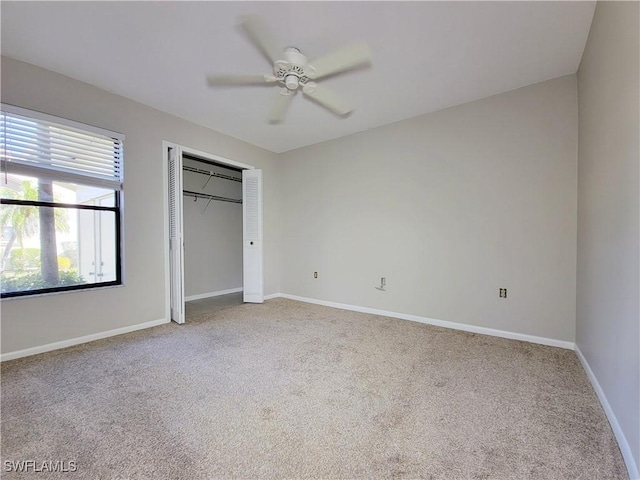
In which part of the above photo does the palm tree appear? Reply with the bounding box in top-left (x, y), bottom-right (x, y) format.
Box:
top-left (38, 179), bottom-right (59, 284)
top-left (0, 180), bottom-right (69, 285)
top-left (1, 181), bottom-right (39, 268)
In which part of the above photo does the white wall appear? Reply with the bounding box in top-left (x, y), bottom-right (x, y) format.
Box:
top-left (0, 56), bottom-right (281, 354)
top-left (182, 158), bottom-right (243, 298)
top-left (279, 75), bottom-right (578, 343)
top-left (576, 1), bottom-right (640, 476)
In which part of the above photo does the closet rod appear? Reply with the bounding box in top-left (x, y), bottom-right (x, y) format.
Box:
top-left (183, 165), bottom-right (242, 183)
top-left (183, 190), bottom-right (242, 204)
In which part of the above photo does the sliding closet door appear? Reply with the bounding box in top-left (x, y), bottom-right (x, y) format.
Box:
top-left (168, 147), bottom-right (185, 323)
top-left (242, 169), bottom-right (264, 303)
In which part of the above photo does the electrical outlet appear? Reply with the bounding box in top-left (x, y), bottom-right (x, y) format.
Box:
top-left (313, 272), bottom-right (318, 279)
top-left (499, 288), bottom-right (507, 298)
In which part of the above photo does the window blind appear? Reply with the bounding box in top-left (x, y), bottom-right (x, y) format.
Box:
top-left (1, 105), bottom-right (124, 190)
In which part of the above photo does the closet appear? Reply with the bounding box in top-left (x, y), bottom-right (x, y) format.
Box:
top-left (167, 144), bottom-right (263, 325)
top-left (181, 154), bottom-right (243, 305)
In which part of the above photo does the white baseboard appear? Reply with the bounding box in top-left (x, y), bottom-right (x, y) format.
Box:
top-left (263, 292), bottom-right (282, 300)
top-left (268, 293), bottom-right (575, 350)
top-left (575, 346), bottom-right (639, 480)
top-left (1, 317), bottom-right (170, 362)
top-left (185, 287), bottom-right (242, 302)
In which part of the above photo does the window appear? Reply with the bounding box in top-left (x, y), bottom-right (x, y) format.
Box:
top-left (0, 105), bottom-right (124, 298)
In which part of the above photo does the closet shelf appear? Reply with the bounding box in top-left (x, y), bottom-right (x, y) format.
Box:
top-left (183, 190), bottom-right (242, 204)
top-left (183, 165), bottom-right (242, 183)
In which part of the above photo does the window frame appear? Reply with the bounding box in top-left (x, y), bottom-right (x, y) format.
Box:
top-left (0, 104), bottom-right (124, 299)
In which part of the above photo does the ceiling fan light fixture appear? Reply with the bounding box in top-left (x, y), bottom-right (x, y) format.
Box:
top-left (285, 74), bottom-right (300, 90)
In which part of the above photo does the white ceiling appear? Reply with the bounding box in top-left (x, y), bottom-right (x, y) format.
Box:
top-left (1, 1), bottom-right (595, 154)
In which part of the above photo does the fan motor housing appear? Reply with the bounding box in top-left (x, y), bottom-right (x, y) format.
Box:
top-left (274, 47), bottom-right (315, 90)
top-left (284, 47), bottom-right (307, 67)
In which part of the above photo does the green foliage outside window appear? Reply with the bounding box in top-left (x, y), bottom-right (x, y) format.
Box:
top-left (1, 270), bottom-right (84, 294)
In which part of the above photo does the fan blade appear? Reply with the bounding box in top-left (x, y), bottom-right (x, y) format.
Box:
top-left (240, 14), bottom-right (283, 64)
top-left (268, 91), bottom-right (295, 123)
top-left (302, 83), bottom-right (352, 116)
top-left (308, 42), bottom-right (372, 80)
top-left (207, 74), bottom-right (276, 86)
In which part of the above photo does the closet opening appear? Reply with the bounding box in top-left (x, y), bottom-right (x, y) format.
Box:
top-left (182, 154), bottom-right (244, 318)
top-left (165, 143), bottom-right (263, 325)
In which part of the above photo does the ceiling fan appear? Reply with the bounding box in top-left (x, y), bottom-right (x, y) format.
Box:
top-left (206, 15), bottom-right (372, 124)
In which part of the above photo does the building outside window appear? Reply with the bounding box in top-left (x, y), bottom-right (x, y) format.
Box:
top-left (0, 105), bottom-right (124, 298)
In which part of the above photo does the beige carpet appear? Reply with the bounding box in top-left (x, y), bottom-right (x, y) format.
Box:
top-left (1, 298), bottom-right (628, 479)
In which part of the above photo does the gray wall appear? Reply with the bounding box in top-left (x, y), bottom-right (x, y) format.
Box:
top-left (1, 56), bottom-right (281, 353)
top-left (279, 75), bottom-right (578, 342)
top-left (182, 158), bottom-right (243, 298)
top-left (576, 1), bottom-right (639, 474)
